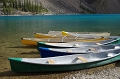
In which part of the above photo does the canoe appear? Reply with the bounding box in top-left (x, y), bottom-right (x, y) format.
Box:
top-left (61, 31), bottom-right (110, 37)
top-left (8, 48), bottom-right (120, 72)
top-left (48, 31), bottom-right (111, 36)
top-left (38, 44), bottom-right (120, 58)
top-left (35, 33), bottom-right (86, 38)
top-left (37, 38), bottom-right (120, 48)
top-left (35, 33), bottom-right (103, 38)
top-left (48, 31), bottom-right (110, 36)
top-left (21, 37), bottom-right (110, 46)
top-left (48, 30), bottom-right (110, 34)
top-left (35, 31), bottom-right (110, 38)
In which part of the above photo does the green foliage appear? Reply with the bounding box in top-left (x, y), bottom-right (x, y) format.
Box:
top-left (1, 0), bottom-right (48, 15)
top-left (3, 7), bottom-right (7, 14)
top-left (18, 0), bottom-right (21, 9)
top-left (9, 0), bottom-right (13, 7)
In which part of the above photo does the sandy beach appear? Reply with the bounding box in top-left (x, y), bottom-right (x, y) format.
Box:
top-left (0, 32), bottom-right (120, 79)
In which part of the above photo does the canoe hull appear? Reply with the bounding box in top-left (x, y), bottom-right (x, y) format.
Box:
top-left (37, 42), bottom-right (74, 48)
top-left (38, 47), bottom-right (83, 58)
top-left (9, 55), bottom-right (120, 73)
top-left (21, 37), bottom-right (110, 46)
top-left (38, 43), bottom-right (120, 58)
top-left (21, 39), bottom-right (37, 46)
top-left (37, 38), bottom-right (120, 48)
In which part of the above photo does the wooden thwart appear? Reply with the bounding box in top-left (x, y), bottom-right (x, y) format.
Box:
top-left (77, 56), bottom-right (88, 62)
top-left (47, 60), bottom-right (55, 64)
top-left (96, 43), bottom-right (102, 45)
top-left (89, 48), bottom-right (98, 52)
top-left (66, 50), bottom-right (72, 52)
top-left (73, 44), bottom-right (80, 47)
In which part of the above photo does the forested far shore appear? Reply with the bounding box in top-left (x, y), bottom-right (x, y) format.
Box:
top-left (0, 0), bottom-right (48, 15)
top-left (1, 0), bottom-right (120, 15)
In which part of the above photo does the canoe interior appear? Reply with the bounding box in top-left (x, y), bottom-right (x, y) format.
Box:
top-left (42, 38), bottom-right (116, 47)
top-left (48, 44), bottom-right (120, 53)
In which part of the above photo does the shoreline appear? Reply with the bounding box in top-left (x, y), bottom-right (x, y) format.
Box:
top-left (0, 14), bottom-right (120, 16)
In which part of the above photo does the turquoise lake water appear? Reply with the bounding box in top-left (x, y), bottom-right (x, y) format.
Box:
top-left (0, 14), bottom-right (120, 38)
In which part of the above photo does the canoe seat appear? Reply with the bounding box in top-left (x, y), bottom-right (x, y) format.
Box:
top-left (52, 35), bottom-right (56, 37)
top-left (73, 44), bottom-right (80, 47)
top-left (75, 36), bottom-right (79, 39)
top-left (89, 48), bottom-right (98, 52)
top-left (77, 56), bottom-right (88, 63)
top-left (47, 60), bottom-right (55, 64)
top-left (96, 43), bottom-right (102, 45)
top-left (66, 50), bottom-right (72, 52)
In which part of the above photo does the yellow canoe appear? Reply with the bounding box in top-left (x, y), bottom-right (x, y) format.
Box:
top-left (21, 37), bottom-right (110, 46)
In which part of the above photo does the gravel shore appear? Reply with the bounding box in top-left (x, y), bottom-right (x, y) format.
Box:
top-left (0, 32), bottom-right (120, 79)
top-left (63, 64), bottom-right (120, 79)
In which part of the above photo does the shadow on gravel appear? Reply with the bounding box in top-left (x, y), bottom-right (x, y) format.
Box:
top-left (115, 61), bottom-right (120, 67)
top-left (0, 70), bottom-right (69, 77)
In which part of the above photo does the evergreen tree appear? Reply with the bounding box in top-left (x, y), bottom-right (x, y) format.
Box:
top-left (14, 0), bottom-right (18, 9)
top-left (21, 1), bottom-right (24, 11)
top-left (9, 0), bottom-right (13, 8)
top-left (18, 0), bottom-right (21, 9)
top-left (3, 0), bottom-right (7, 8)
top-left (31, 1), bottom-right (34, 12)
top-left (3, 7), bottom-right (7, 15)
top-left (12, 0), bottom-right (15, 8)
top-left (6, 7), bottom-right (9, 15)
top-left (28, 0), bottom-right (31, 11)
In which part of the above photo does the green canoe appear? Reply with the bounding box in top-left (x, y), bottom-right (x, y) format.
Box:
top-left (8, 48), bottom-right (120, 72)
top-left (37, 38), bottom-right (120, 48)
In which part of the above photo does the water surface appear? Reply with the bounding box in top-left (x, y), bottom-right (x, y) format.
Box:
top-left (0, 14), bottom-right (120, 39)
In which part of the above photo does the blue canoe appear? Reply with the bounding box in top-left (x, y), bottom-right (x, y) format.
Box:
top-left (38, 43), bottom-right (120, 58)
